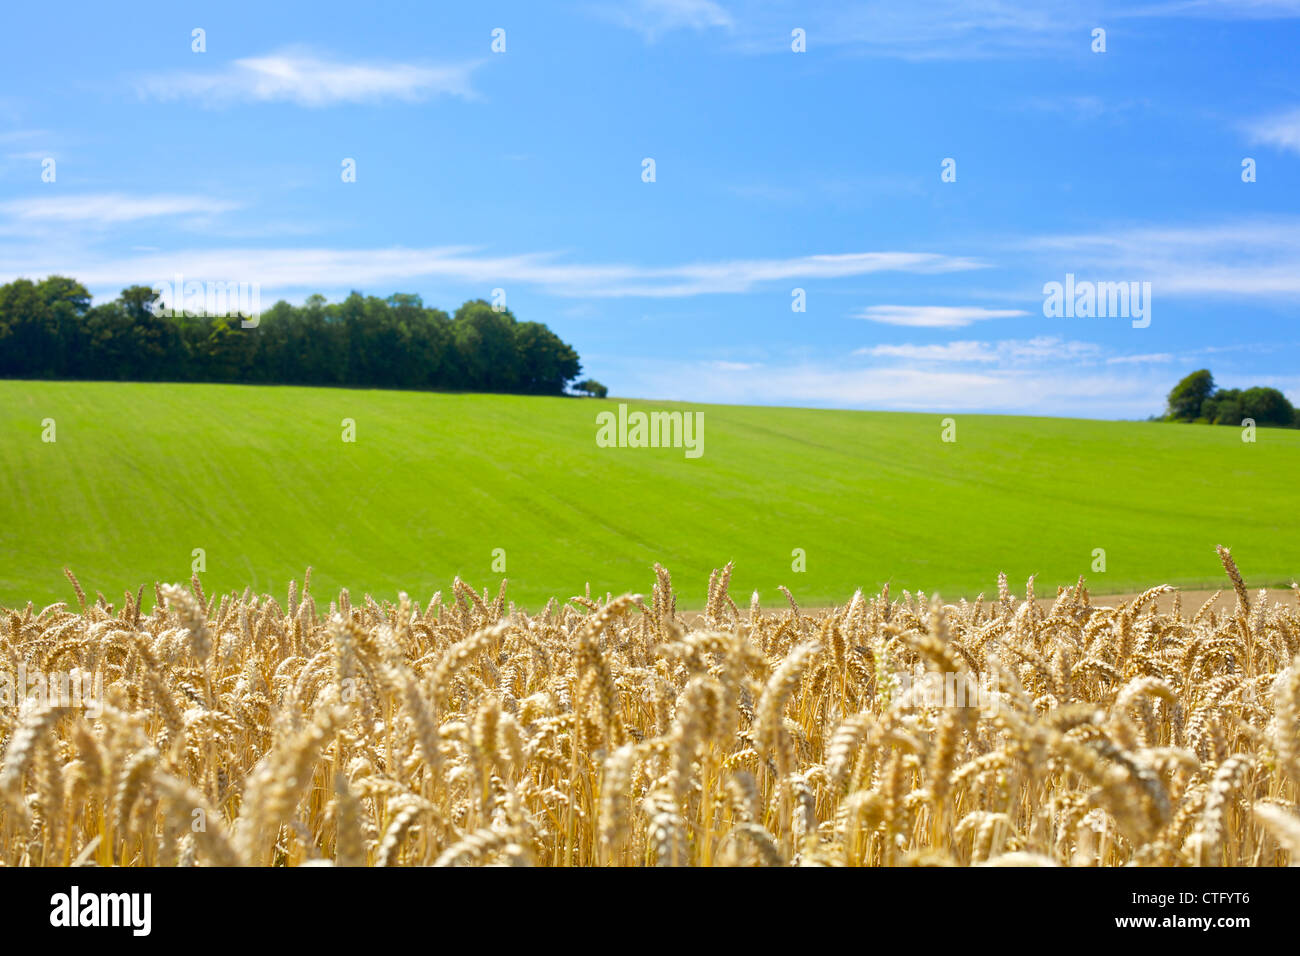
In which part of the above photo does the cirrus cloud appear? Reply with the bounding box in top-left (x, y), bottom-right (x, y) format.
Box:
top-left (0, 244), bottom-right (984, 301)
top-left (1245, 107), bottom-right (1300, 154)
top-left (135, 49), bottom-right (482, 107)
top-left (852, 305), bottom-right (1028, 328)
top-left (0, 193), bottom-right (241, 225)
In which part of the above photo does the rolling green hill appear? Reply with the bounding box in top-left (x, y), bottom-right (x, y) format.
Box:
top-left (1, 380), bottom-right (1296, 610)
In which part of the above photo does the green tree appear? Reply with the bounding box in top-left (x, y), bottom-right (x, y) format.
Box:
top-left (1202, 388), bottom-right (1241, 425)
top-left (1240, 386), bottom-right (1295, 426)
top-left (515, 322), bottom-right (581, 394)
top-left (573, 378), bottom-right (607, 398)
top-left (453, 300), bottom-right (521, 391)
top-left (1165, 369), bottom-right (1215, 421)
top-left (0, 279), bottom-right (56, 377)
top-left (193, 315), bottom-right (257, 382)
top-left (38, 276), bottom-right (92, 376)
top-left (0, 277), bottom-right (585, 397)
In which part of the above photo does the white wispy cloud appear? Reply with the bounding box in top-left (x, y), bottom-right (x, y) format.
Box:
top-left (1021, 218), bottom-right (1300, 298)
top-left (1021, 94), bottom-right (1153, 120)
top-left (853, 305), bottom-right (1027, 328)
top-left (853, 334), bottom-right (1272, 378)
top-left (607, 0), bottom-right (734, 41)
top-left (0, 129), bottom-right (50, 143)
top-left (135, 50), bottom-right (481, 107)
top-left (855, 336), bottom-right (1102, 364)
top-left (808, 1), bottom-right (1094, 59)
top-left (606, 1), bottom-right (1300, 58)
top-left (1118, 1), bottom-right (1300, 19)
top-left (1106, 352), bottom-right (1175, 364)
top-left (599, 321), bottom-right (1297, 416)
top-left (668, 1), bottom-right (1102, 59)
top-left (0, 245), bottom-right (983, 299)
top-left (857, 341), bottom-right (1002, 362)
top-left (602, 356), bottom-right (1171, 416)
top-left (1245, 107), bottom-right (1300, 154)
top-left (0, 193), bottom-right (241, 225)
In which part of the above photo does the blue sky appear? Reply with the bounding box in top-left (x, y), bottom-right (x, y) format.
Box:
top-left (2, 0), bottom-right (1299, 417)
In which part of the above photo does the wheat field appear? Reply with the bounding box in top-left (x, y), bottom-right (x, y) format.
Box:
top-left (0, 546), bottom-right (1297, 867)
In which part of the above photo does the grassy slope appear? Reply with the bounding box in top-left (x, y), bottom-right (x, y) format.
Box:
top-left (1, 380), bottom-right (1296, 610)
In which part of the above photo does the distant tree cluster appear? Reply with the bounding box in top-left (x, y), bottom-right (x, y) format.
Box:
top-left (0, 276), bottom-right (584, 395)
top-left (1164, 369), bottom-right (1298, 427)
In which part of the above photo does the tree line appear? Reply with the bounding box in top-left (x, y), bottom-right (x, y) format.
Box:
top-left (1164, 369), bottom-right (1297, 427)
top-left (0, 276), bottom-right (587, 395)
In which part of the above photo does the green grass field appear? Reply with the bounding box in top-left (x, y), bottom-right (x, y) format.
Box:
top-left (1, 380), bottom-right (1296, 610)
